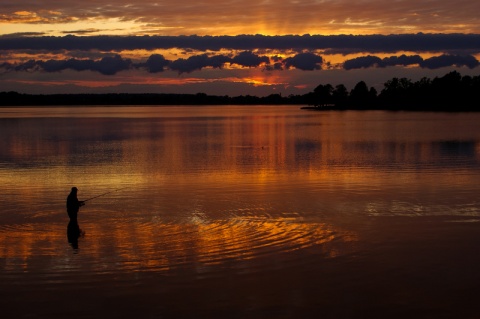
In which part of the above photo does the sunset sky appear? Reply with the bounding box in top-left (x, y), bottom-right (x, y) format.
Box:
top-left (1, 0), bottom-right (480, 96)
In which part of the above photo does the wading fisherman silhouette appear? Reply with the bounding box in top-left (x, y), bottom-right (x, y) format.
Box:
top-left (65, 186), bottom-right (126, 249)
top-left (66, 187), bottom-right (85, 250)
top-left (67, 187), bottom-right (85, 222)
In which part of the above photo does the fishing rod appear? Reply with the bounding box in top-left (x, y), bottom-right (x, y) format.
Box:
top-left (83, 187), bottom-right (128, 202)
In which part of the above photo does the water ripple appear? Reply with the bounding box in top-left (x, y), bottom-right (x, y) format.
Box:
top-left (82, 211), bottom-right (358, 275)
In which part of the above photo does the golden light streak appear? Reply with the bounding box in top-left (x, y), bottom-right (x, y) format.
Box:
top-left (0, 18), bottom-right (141, 37)
top-left (14, 11), bottom-right (34, 16)
top-left (234, 77), bottom-right (281, 87)
top-left (0, 14), bottom-right (475, 37)
top-left (0, 216), bottom-right (358, 272)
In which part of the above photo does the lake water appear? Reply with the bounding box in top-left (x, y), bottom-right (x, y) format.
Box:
top-left (1, 105), bottom-right (480, 318)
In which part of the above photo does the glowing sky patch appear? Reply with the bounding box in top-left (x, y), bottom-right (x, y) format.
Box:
top-left (0, 0), bottom-right (479, 36)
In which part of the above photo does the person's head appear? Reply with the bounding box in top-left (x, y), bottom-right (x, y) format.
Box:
top-left (71, 187), bottom-right (78, 194)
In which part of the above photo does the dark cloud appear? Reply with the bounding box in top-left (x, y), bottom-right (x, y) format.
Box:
top-left (169, 54), bottom-right (230, 73)
top-left (231, 51), bottom-right (269, 67)
top-left (343, 54), bottom-right (479, 70)
top-left (89, 55), bottom-right (133, 75)
top-left (14, 59), bottom-right (38, 72)
top-left (382, 54), bottom-right (423, 67)
top-left (343, 56), bottom-right (384, 70)
top-left (39, 59), bottom-right (78, 72)
top-left (2, 34), bottom-right (480, 53)
top-left (143, 54), bottom-right (170, 73)
top-left (207, 54), bottom-right (232, 68)
top-left (167, 51), bottom-right (268, 73)
top-left (419, 54), bottom-right (480, 69)
top-left (61, 29), bottom-right (104, 35)
top-left (3, 54), bottom-right (207, 75)
top-left (0, 32), bottom-right (46, 38)
top-left (3, 55), bottom-right (133, 75)
top-left (284, 53), bottom-right (323, 71)
top-left (2, 52), bottom-right (478, 75)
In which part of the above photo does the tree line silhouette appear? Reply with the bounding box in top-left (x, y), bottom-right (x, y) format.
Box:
top-left (304, 70), bottom-right (480, 111)
top-left (1, 71), bottom-right (478, 111)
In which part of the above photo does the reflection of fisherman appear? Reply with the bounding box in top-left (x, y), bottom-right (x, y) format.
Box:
top-left (67, 220), bottom-right (82, 250)
top-left (66, 187), bottom-right (85, 222)
top-left (66, 187), bottom-right (85, 250)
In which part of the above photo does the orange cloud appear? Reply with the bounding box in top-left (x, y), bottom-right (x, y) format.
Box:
top-left (1, 1), bottom-right (480, 36)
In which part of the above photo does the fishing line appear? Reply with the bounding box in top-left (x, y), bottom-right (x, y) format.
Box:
top-left (83, 187), bottom-right (129, 202)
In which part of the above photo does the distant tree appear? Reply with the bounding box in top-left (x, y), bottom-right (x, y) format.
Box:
top-left (379, 77), bottom-right (414, 108)
top-left (462, 75), bottom-right (480, 108)
top-left (332, 84), bottom-right (349, 108)
top-left (349, 81), bottom-right (371, 109)
top-left (411, 77), bottom-right (433, 108)
top-left (381, 77), bottom-right (413, 95)
top-left (263, 94), bottom-right (284, 104)
top-left (312, 83), bottom-right (334, 107)
top-left (414, 77), bottom-right (432, 96)
top-left (431, 71), bottom-right (463, 110)
top-left (369, 87), bottom-right (378, 101)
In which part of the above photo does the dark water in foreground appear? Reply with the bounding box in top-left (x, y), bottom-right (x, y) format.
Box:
top-left (1, 106), bottom-right (480, 318)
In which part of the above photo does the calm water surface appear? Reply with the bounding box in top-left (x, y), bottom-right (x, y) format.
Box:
top-left (1, 106), bottom-right (480, 318)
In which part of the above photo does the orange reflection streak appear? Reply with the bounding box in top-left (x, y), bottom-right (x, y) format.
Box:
top-left (0, 218), bottom-right (357, 272)
top-left (0, 224), bottom-right (66, 271)
top-left (3, 109), bottom-right (479, 188)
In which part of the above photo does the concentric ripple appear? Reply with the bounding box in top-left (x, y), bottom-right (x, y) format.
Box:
top-left (76, 210), bottom-right (359, 274)
top-left (0, 209), bottom-right (358, 276)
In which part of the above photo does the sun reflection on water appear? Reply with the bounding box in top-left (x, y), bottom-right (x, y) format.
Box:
top-left (0, 213), bottom-right (358, 274)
